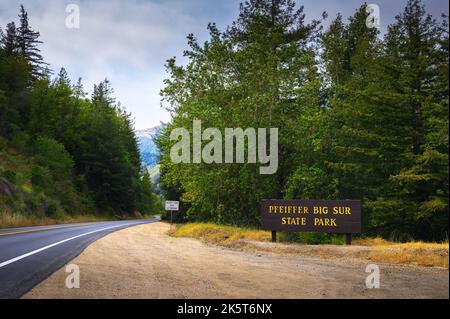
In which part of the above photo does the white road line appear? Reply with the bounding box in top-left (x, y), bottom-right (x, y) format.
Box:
top-left (0, 222), bottom-right (143, 269)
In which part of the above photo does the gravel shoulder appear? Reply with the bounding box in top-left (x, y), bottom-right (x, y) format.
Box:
top-left (23, 222), bottom-right (449, 299)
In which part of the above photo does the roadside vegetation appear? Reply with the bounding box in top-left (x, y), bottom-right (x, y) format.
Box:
top-left (170, 223), bottom-right (449, 268)
top-left (0, 209), bottom-right (156, 229)
top-left (0, 209), bottom-right (112, 229)
top-left (364, 241), bottom-right (449, 268)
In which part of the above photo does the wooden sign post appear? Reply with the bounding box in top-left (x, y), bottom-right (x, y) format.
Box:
top-left (346, 233), bottom-right (353, 245)
top-left (261, 199), bottom-right (362, 245)
top-left (271, 230), bottom-right (277, 243)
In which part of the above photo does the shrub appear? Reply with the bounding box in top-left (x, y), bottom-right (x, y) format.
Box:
top-left (45, 199), bottom-right (65, 219)
top-left (30, 165), bottom-right (52, 190)
top-left (32, 136), bottom-right (75, 180)
top-left (1, 169), bottom-right (17, 184)
top-left (0, 137), bottom-right (6, 151)
top-left (10, 132), bottom-right (30, 152)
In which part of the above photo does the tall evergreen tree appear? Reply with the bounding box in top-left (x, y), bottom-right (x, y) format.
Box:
top-left (92, 78), bottom-right (116, 107)
top-left (72, 77), bottom-right (86, 99)
top-left (17, 5), bottom-right (48, 78)
top-left (323, 5), bottom-right (385, 198)
top-left (323, 1), bottom-right (448, 240)
top-left (0, 22), bottom-right (20, 55)
top-left (384, 0), bottom-right (449, 240)
top-left (0, 20), bottom-right (31, 136)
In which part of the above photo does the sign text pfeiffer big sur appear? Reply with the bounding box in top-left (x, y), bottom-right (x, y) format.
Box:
top-left (261, 200), bottom-right (362, 234)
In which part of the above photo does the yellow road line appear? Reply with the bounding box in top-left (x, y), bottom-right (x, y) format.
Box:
top-left (0, 223), bottom-right (100, 237)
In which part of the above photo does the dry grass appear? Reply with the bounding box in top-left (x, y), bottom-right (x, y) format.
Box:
top-left (0, 210), bottom-right (112, 229)
top-left (353, 236), bottom-right (395, 246)
top-left (366, 242), bottom-right (449, 268)
top-left (353, 237), bottom-right (449, 268)
top-left (170, 223), bottom-right (272, 244)
top-left (170, 223), bottom-right (449, 268)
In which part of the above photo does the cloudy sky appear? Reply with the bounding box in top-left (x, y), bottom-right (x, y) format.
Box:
top-left (0, 0), bottom-right (448, 130)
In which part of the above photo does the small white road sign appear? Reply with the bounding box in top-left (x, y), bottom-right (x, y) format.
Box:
top-left (165, 201), bottom-right (179, 211)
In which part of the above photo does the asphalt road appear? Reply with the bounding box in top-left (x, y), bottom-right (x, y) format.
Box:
top-left (0, 218), bottom-right (159, 299)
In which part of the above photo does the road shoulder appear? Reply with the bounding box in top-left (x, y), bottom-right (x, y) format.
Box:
top-left (23, 222), bottom-right (449, 299)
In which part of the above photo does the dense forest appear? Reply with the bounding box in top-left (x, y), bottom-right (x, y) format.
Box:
top-left (157, 0), bottom-right (449, 241)
top-left (0, 5), bottom-right (161, 221)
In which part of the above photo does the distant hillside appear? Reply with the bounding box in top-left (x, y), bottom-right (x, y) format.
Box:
top-left (136, 126), bottom-right (162, 168)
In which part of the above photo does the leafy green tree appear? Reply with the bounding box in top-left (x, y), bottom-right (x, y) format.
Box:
top-left (158, 0), bottom-right (325, 225)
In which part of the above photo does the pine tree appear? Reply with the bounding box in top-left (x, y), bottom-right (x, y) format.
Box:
top-left (323, 5), bottom-right (383, 198)
top-left (322, 1), bottom-right (448, 240)
top-left (385, 1), bottom-right (449, 240)
top-left (72, 78), bottom-right (86, 98)
top-left (55, 67), bottom-right (71, 87)
top-left (0, 22), bottom-right (20, 55)
top-left (320, 14), bottom-right (348, 94)
top-left (322, 5), bottom-right (417, 237)
top-left (17, 5), bottom-right (48, 78)
top-left (92, 78), bottom-right (116, 107)
top-left (0, 21), bottom-right (32, 136)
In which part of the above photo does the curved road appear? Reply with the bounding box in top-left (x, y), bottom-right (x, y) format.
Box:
top-left (0, 218), bottom-right (159, 299)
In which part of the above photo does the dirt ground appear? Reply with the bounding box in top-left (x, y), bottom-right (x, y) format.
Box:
top-left (23, 222), bottom-right (449, 299)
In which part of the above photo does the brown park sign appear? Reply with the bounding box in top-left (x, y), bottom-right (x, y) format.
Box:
top-left (261, 199), bottom-right (362, 234)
